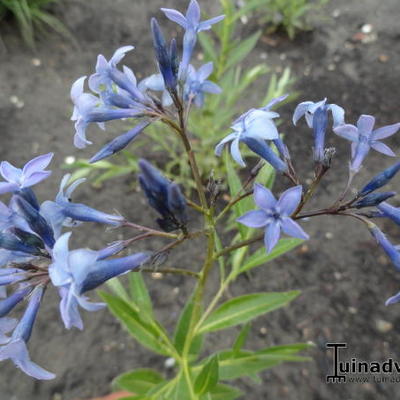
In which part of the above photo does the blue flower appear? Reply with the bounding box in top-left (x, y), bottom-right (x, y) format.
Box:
top-left (0, 153), bottom-right (53, 195)
top-left (237, 184), bottom-right (309, 253)
top-left (334, 115), bottom-right (400, 172)
top-left (376, 202), bottom-right (400, 226)
top-left (0, 285), bottom-right (55, 380)
top-left (40, 174), bottom-right (124, 239)
top-left (215, 97), bottom-right (286, 167)
top-left (49, 233), bottom-right (149, 330)
top-left (184, 63), bottom-right (222, 107)
top-left (70, 77), bottom-right (146, 149)
top-left (293, 98), bottom-right (344, 128)
top-left (161, 0), bottom-right (224, 77)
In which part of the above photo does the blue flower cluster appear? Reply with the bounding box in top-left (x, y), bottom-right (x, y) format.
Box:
top-left (0, 155), bottom-right (149, 378)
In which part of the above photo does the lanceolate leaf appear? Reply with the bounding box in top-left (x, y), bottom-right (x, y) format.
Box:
top-left (114, 368), bottom-right (164, 395)
top-left (206, 383), bottom-right (243, 400)
top-left (198, 291), bottom-right (300, 334)
top-left (232, 323), bottom-right (251, 354)
top-left (234, 238), bottom-right (303, 277)
top-left (194, 355), bottom-right (219, 395)
top-left (129, 272), bottom-right (154, 319)
top-left (99, 291), bottom-right (170, 356)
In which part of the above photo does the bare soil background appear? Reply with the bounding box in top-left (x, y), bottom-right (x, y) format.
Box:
top-left (0, 0), bottom-right (400, 399)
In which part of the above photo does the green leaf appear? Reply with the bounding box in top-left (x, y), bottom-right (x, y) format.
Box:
top-left (255, 162), bottom-right (276, 189)
top-left (129, 272), bottom-right (154, 319)
top-left (225, 31), bottom-right (261, 71)
top-left (198, 32), bottom-right (218, 63)
top-left (207, 383), bottom-right (243, 400)
top-left (233, 323), bottom-right (251, 354)
top-left (114, 368), bottom-right (164, 395)
top-left (170, 371), bottom-right (193, 400)
top-left (99, 291), bottom-right (170, 356)
top-left (236, 238), bottom-right (303, 276)
top-left (216, 349), bottom-right (309, 380)
top-left (198, 291), bottom-right (300, 333)
top-left (106, 277), bottom-right (130, 303)
top-left (194, 355), bottom-right (219, 395)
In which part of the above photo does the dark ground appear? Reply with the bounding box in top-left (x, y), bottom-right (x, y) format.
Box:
top-left (1, 0), bottom-right (400, 399)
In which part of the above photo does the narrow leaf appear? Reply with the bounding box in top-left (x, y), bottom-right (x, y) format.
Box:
top-left (129, 272), bottom-right (154, 318)
top-left (198, 291), bottom-right (300, 333)
top-left (114, 368), bottom-right (164, 395)
top-left (194, 355), bottom-right (219, 395)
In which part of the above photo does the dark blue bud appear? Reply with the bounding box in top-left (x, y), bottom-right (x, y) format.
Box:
top-left (18, 188), bottom-right (40, 211)
top-left (360, 161), bottom-right (400, 196)
top-left (90, 121), bottom-right (150, 163)
top-left (0, 286), bottom-right (32, 318)
top-left (14, 196), bottom-right (55, 249)
top-left (354, 192), bottom-right (396, 208)
top-left (312, 106), bottom-right (328, 162)
top-left (0, 232), bottom-right (40, 255)
top-left (170, 38), bottom-right (179, 80)
top-left (167, 183), bottom-right (188, 225)
top-left (12, 228), bottom-right (45, 251)
top-left (151, 18), bottom-right (177, 90)
top-left (241, 137), bottom-right (288, 173)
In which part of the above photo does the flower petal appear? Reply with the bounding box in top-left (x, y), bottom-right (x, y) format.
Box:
top-left (201, 81), bottom-right (222, 94)
top-left (333, 124), bottom-right (359, 142)
top-left (0, 161), bottom-right (22, 183)
top-left (292, 101), bottom-right (313, 125)
top-left (22, 153), bottom-right (53, 178)
top-left (253, 183), bottom-right (277, 210)
top-left (357, 115), bottom-right (375, 136)
top-left (370, 141), bottom-right (396, 157)
top-left (264, 221), bottom-right (281, 253)
top-left (385, 291), bottom-right (400, 306)
top-left (328, 104), bottom-right (345, 127)
top-left (197, 62), bottom-right (214, 81)
top-left (22, 171), bottom-right (51, 188)
top-left (161, 8), bottom-right (188, 28)
top-left (277, 186), bottom-right (303, 216)
top-left (0, 182), bottom-right (19, 195)
top-left (198, 15), bottom-right (225, 31)
top-left (186, 0), bottom-right (201, 26)
top-left (110, 45), bottom-right (134, 66)
top-left (214, 133), bottom-right (238, 156)
top-left (230, 138), bottom-right (245, 167)
top-left (236, 210), bottom-right (269, 228)
top-left (372, 122), bottom-right (400, 140)
top-left (281, 217), bottom-right (309, 240)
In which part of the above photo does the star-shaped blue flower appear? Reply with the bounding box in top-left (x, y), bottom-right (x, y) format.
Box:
top-left (334, 115), bottom-right (400, 171)
top-left (237, 184), bottom-right (309, 253)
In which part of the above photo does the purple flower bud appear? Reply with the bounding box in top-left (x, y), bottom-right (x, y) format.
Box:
top-left (360, 161), bottom-right (400, 196)
top-left (167, 183), bottom-right (188, 225)
top-left (89, 121), bottom-right (150, 163)
top-left (0, 232), bottom-right (41, 256)
top-left (151, 18), bottom-right (177, 91)
top-left (241, 137), bottom-right (288, 173)
top-left (13, 196), bottom-right (55, 249)
top-left (354, 192), bottom-right (396, 208)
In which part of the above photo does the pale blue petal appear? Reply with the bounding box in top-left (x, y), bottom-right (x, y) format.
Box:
top-left (385, 291), bottom-right (400, 306)
top-left (70, 76), bottom-right (86, 103)
top-left (264, 221), bottom-right (281, 253)
top-left (110, 45), bottom-right (134, 66)
top-left (372, 123), bottom-right (400, 140)
top-left (230, 138), bottom-right (245, 167)
top-left (237, 210), bottom-right (269, 228)
top-left (215, 132), bottom-right (238, 156)
top-left (281, 217), bottom-right (309, 240)
top-left (198, 15), bottom-right (225, 31)
top-left (22, 153), bottom-right (53, 178)
top-left (0, 161), bottom-right (22, 183)
top-left (161, 8), bottom-right (188, 28)
top-left (201, 81), bottom-right (222, 94)
top-left (186, 0), bottom-right (201, 27)
top-left (292, 101), bottom-right (313, 125)
top-left (22, 171), bottom-right (51, 188)
top-left (333, 124), bottom-right (359, 142)
top-left (253, 183), bottom-right (277, 210)
top-left (0, 182), bottom-right (19, 195)
top-left (357, 115), bottom-right (375, 136)
top-left (262, 94), bottom-right (288, 111)
top-left (370, 141), bottom-right (396, 157)
top-left (197, 62), bottom-right (213, 81)
top-left (277, 185), bottom-right (303, 216)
